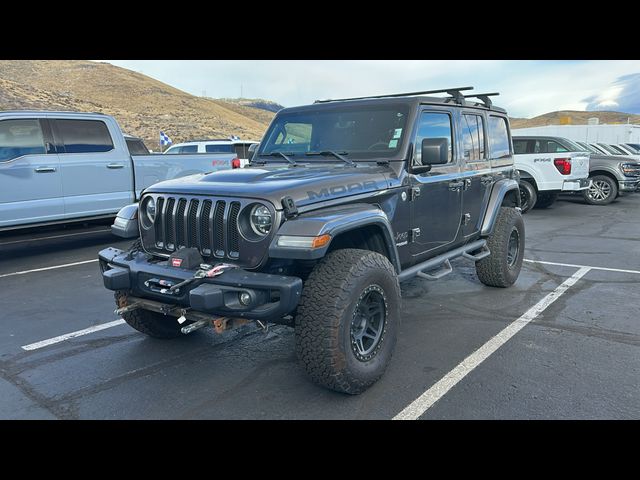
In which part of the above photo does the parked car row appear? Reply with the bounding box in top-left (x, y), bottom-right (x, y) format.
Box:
top-left (513, 135), bottom-right (640, 211)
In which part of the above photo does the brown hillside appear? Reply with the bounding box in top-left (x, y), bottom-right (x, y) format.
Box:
top-left (0, 60), bottom-right (274, 150)
top-left (510, 110), bottom-right (640, 129)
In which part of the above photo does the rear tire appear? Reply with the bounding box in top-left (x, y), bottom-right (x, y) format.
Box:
top-left (295, 249), bottom-right (400, 394)
top-left (115, 290), bottom-right (184, 339)
top-left (534, 192), bottom-right (558, 209)
top-left (476, 207), bottom-right (525, 288)
top-left (583, 175), bottom-right (617, 205)
top-left (519, 180), bottom-right (537, 214)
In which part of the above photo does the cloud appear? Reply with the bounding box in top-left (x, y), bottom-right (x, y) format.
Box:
top-left (104, 60), bottom-right (640, 118)
top-left (584, 73), bottom-right (640, 113)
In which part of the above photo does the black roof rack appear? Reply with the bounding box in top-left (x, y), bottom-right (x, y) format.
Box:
top-left (314, 86), bottom-right (474, 104)
top-left (463, 92), bottom-right (499, 108)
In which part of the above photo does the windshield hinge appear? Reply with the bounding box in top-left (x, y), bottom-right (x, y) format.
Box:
top-left (410, 187), bottom-right (421, 201)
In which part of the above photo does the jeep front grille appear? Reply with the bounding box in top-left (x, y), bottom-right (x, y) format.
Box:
top-left (148, 195), bottom-right (243, 260)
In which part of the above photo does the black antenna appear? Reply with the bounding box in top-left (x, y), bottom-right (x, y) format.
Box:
top-left (314, 86), bottom-right (474, 104)
top-left (463, 92), bottom-right (499, 108)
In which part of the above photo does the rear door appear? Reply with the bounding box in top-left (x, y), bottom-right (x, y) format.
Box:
top-left (0, 118), bottom-right (64, 228)
top-left (51, 118), bottom-right (133, 217)
top-left (460, 111), bottom-right (491, 237)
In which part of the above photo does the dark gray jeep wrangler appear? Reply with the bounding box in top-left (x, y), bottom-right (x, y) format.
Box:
top-left (99, 87), bottom-right (524, 394)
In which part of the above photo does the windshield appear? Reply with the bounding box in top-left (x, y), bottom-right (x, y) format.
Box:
top-left (562, 138), bottom-right (588, 152)
top-left (577, 142), bottom-right (600, 154)
top-left (259, 104), bottom-right (410, 160)
top-left (598, 143), bottom-right (620, 155)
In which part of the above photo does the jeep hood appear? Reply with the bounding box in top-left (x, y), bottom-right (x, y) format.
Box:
top-left (144, 163), bottom-right (395, 209)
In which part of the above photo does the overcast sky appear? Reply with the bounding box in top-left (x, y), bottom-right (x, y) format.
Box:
top-left (105, 60), bottom-right (640, 118)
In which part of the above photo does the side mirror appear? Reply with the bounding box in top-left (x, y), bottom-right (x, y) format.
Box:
top-left (248, 143), bottom-right (259, 161)
top-left (421, 138), bottom-right (449, 165)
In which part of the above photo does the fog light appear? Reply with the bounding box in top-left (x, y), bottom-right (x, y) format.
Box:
top-left (239, 292), bottom-right (251, 306)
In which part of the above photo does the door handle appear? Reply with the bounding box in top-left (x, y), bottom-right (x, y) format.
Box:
top-left (107, 163), bottom-right (125, 169)
top-left (34, 167), bottom-right (57, 173)
top-left (448, 180), bottom-right (464, 191)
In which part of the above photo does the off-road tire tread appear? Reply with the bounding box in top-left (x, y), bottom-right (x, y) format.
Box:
top-left (295, 249), bottom-right (400, 394)
top-left (476, 207), bottom-right (524, 288)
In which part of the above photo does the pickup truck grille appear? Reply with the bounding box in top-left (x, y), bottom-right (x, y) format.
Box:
top-left (147, 195), bottom-right (242, 260)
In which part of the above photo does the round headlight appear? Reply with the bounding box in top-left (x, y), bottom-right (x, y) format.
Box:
top-left (141, 196), bottom-right (156, 228)
top-left (250, 204), bottom-right (272, 236)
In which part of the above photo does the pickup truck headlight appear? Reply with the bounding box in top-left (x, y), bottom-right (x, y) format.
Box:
top-left (620, 162), bottom-right (640, 176)
top-left (140, 196), bottom-right (156, 229)
top-left (250, 204), bottom-right (272, 236)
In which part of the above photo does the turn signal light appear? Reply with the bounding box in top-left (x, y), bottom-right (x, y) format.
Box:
top-left (553, 158), bottom-right (572, 175)
top-left (311, 234), bottom-right (331, 248)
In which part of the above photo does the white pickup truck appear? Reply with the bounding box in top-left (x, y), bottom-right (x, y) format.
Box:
top-left (0, 111), bottom-right (239, 231)
top-left (513, 136), bottom-right (590, 212)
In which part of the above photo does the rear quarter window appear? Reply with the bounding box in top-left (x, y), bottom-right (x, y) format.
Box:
top-left (488, 116), bottom-right (511, 159)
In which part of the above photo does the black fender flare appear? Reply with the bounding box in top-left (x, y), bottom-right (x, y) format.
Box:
top-left (268, 203), bottom-right (401, 273)
top-left (480, 179), bottom-right (520, 237)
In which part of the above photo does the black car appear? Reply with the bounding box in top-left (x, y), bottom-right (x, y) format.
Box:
top-left (99, 87), bottom-right (524, 394)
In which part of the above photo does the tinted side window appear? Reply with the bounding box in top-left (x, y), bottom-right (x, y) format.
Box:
top-left (414, 112), bottom-right (453, 165)
top-left (546, 141), bottom-right (568, 153)
top-left (462, 114), bottom-right (485, 161)
top-left (488, 116), bottom-right (511, 159)
top-left (513, 139), bottom-right (528, 154)
top-left (0, 119), bottom-right (46, 162)
top-left (205, 144), bottom-right (234, 153)
top-left (126, 138), bottom-right (149, 155)
top-left (55, 120), bottom-right (114, 153)
top-left (181, 145), bottom-right (198, 153)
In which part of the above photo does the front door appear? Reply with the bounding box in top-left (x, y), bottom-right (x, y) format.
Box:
top-left (0, 118), bottom-right (64, 228)
top-left (410, 109), bottom-right (463, 258)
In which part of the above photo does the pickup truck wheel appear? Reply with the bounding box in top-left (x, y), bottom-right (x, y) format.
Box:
top-left (115, 290), bottom-right (184, 339)
top-left (518, 181), bottom-right (537, 213)
top-left (476, 207), bottom-right (524, 288)
top-left (295, 249), bottom-right (400, 394)
top-left (533, 192), bottom-right (558, 209)
top-left (583, 175), bottom-right (617, 205)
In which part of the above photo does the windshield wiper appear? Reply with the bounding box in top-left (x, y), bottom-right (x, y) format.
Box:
top-left (306, 150), bottom-right (355, 167)
top-left (259, 151), bottom-right (297, 165)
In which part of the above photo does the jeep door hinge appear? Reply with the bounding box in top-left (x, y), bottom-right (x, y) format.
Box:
top-left (410, 228), bottom-right (421, 242)
top-left (410, 187), bottom-right (421, 201)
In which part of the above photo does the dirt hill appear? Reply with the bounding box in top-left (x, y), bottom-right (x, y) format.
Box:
top-left (510, 110), bottom-right (640, 129)
top-left (0, 60), bottom-right (275, 150)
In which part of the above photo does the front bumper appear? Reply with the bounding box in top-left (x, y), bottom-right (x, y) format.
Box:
top-left (98, 247), bottom-right (302, 322)
top-left (620, 179), bottom-right (640, 192)
top-left (561, 178), bottom-right (591, 192)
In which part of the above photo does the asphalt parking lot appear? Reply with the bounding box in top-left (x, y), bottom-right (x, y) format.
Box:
top-left (1, 194), bottom-right (639, 420)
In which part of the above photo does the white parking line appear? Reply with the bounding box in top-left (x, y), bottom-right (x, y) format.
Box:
top-left (0, 259), bottom-right (98, 279)
top-left (0, 229), bottom-right (111, 246)
top-left (21, 319), bottom-right (126, 351)
top-left (524, 258), bottom-right (640, 275)
top-left (393, 266), bottom-right (591, 420)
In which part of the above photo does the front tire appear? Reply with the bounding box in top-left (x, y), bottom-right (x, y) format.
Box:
top-left (476, 207), bottom-right (525, 288)
top-left (295, 249), bottom-right (400, 394)
top-left (519, 180), bottom-right (537, 214)
top-left (583, 175), bottom-right (618, 205)
top-left (115, 290), bottom-right (184, 339)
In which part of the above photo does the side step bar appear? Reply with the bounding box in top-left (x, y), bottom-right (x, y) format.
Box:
top-left (398, 239), bottom-right (488, 283)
